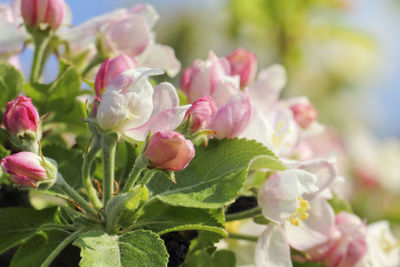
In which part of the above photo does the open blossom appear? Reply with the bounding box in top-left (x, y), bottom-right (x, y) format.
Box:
top-left (96, 68), bottom-right (190, 141)
top-left (145, 131), bottom-right (195, 171)
top-left (59, 4), bottom-right (180, 77)
top-left (95, 54), bottom-right (137, 97)
top-left (21, 0), bottom-right (66, 30)
top-left (357, 221), bottom-right (400, 267)
top-left (3, 95), bottom-right (39, 136)
top-left (258, 169), bottom-right (318, 223)
top-left (1, 152), bottom-right (55, 187)
top-left (226, 48), bottom-right (257, 88)
top-left (185, 96), bottom-right (217, 133)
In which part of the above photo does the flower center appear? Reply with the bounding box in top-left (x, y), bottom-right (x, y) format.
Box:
top-left (289, 196), bottom-right (310, 226)
top-left (268, 121), bottom-right (292, 149)
top-left (380, 228), bottom-right (400, 253)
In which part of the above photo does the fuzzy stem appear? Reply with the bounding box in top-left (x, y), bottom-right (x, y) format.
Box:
top-left (225, 207), bottom-right (262, 222)
top-left (228, 232), bottom-right (258, 242)
top-left (41, 229), bottom-right (84, 267)
top-left (101, 133), bottom-right (118, 206)
top-left (30, 33), bottom-right (50, 83)
top-left (138, 170), bottom-right (155, 186)
top-left (122, 155), bottom-right (147, 193)
top-left (55, 174), bottom-right (99, 219)
top-left (82, 137), bottom-right (102, 209)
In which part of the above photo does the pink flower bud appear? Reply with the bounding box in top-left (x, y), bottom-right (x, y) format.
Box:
top-left (290, 102), bottom-right (318, 129)
top-left (1, 152), bottom-right (47, 187)
top-left (181, 51), bottom-right (231, 103)
top-left (3, 96), bottom-right (39, 136)
top-left (94, 54), bottom-right (137, 97)
top-left (226, 48), bottom-right (257, 87)
top-left (210, 94), bottom-right (251, 139)
top-left (145, 131), bottom-right (195, 171)
top-left (21, 0), bottom-right (66, 30)
top-left (185, 96), bottom-right (217, 132)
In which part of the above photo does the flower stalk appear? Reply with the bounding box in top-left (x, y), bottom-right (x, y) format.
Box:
top-left (82, 136), bottom-right (102, 209)
top-left (101, 133), bottom-right (118, 206)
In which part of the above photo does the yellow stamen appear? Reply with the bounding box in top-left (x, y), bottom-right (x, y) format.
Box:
top-left (289, 197), bottom-right (311, 226)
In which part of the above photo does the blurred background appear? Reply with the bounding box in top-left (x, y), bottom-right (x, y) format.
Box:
top-left (2, 0), bottom-right (400, 223)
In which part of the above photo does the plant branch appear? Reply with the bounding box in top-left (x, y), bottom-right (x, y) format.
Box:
top-left (101, 133), bottom-right (118, 206)
top-left (54, 174), bottom-right (99, 220)
top-left (225, 207), bottom-right (262, 222)
top-left (41, 229), bottom-right (85, 267)
top-left (228, 232), bottom-right (258, 242)
top-left (82, 136), bottom-right (102, 209)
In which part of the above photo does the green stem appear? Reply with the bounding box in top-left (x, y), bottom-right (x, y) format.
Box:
top-left (82, 54), bottom-right (106, 78)
top-left (228, 232), bottom-right (258, 242)
top-left (41, 229), bottom-right (84, 267)
top-left (55, 174), bottom-right (99, 219)
top-left (101, 133), bottom-right (118, 206)
top-left (122, 158), bottom-right (146, 193)
top-left (82, 137), bottom-right (102, 209)
top-left (30, 33), bottom-right (50, 83)
top-left (225, 207), bottom-right (262, 222)
top-left (138, 170), bottom-right (154, 186)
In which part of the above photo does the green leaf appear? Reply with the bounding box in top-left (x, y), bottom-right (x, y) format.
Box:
top-left (182, 249), bottom-right (236, 267)
top-left (10, 229), bottom-right (70, 267)
top-left (43, 145), bottom-right (84, 189)
top-left (133, 200), bottom-right (227, 236)
top-left (148, 138), bottom-right (282, 208)
top-left (328, 193), bottom-right (353, 214)
top-left (0, 63), bottom-right (24, 110)
top-left (0, 207), bottom-right (58, 254)
top-left (74, 230), bottom-right (169, 267)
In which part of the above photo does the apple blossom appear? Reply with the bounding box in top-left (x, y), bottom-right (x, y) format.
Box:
top-left (226, 48), bottom-right (257, 88)
top-left (21, 0), bottom-right (66, 30)
top-left (3, 95), bottom-right (40, 136)
top-left (185, 96), bottom-right (217, 133)
top-left (357, 221), bottom-right (400, 267)
top-left (145, 131), bottom-right (195, 171)
top-left (96, 68), bottom-right (161, 133)
top-left (59, 4), bottom-right (180, 77)
top-left (96, 68), bottom-right (190, 141)
top-left (209, 93), bottom-right (251, 139)
top-left (1, 151), bottom-right (56, 187)
top-left (258, 169), bottom-right (318, 224)
top-left (95, 54), bottom-right (137, 97)
top-left (181, 51), bottom-right (232, 103)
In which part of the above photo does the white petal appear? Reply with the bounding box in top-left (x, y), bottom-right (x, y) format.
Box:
top-left (258, 169), bottom-right (318, 222)
top-left (135, 44), bottom-right (181, 77)
top-left (284, 197), bottom-right (335, 251)
top-left (255, 224), bottom-right (292, 267)
top-left (287, 158), bottom-right (337, 199)
top-left (0, 21), bottom-right (25, 55)
top-left (123, 105), bottom-right (191, 141)
top-left (96, 91), bottom-right (128, 130)
top-left (152, 82), bottom-right (179, 116)
top-left (129, 4), bottom-right (159, 28)
top-left (250, 64), bottom-right (287, 112)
